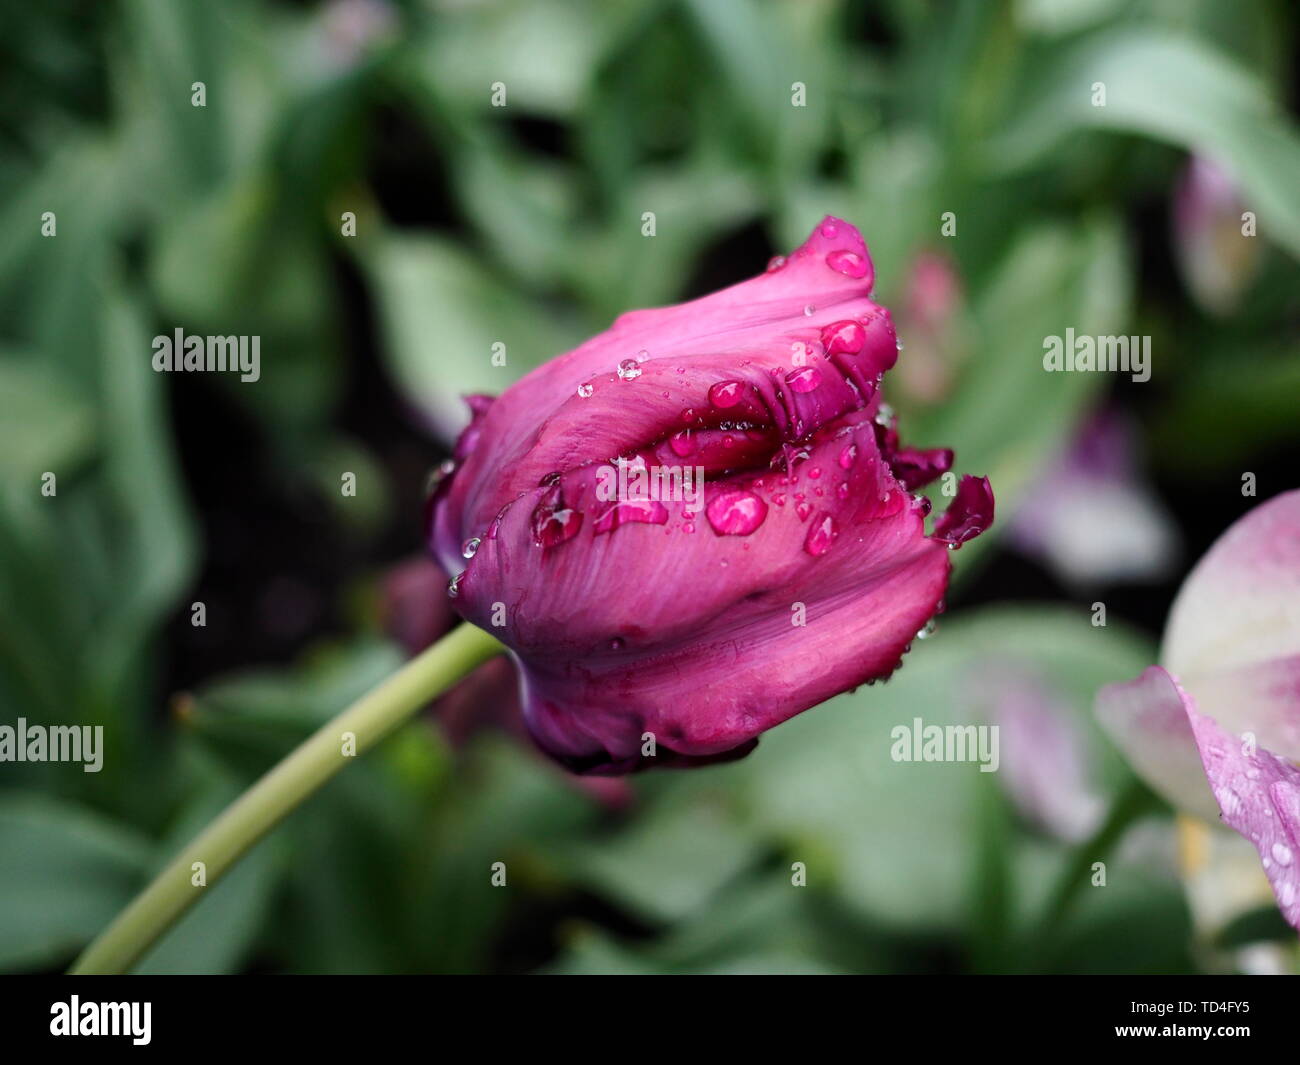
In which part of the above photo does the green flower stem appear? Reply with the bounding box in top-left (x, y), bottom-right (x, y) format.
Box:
top-left (1026, 772), bottom-right (1160, 963)
top-left (70, 623), bottom-right (504, 975)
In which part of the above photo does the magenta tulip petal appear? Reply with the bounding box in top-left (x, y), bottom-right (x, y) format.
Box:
top-left (1096, 666), bottom-right (1220, 820)
top-left (428, 217), bottom-right (992, 773)
top-left (1188, 709), bottom-right (1300, 931)
top-left (452, 414), bottom-right (948, 770)
top-left (932, 475), bottom-right (995, 547)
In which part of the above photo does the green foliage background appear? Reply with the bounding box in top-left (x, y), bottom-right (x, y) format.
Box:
top-left (0, 0), bottom-right (1297, 973)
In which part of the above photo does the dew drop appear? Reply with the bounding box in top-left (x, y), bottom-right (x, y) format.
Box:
top-left (1273, 842), bottom-right (1294, 866)
top-left (820, 319), bottom-right (866, 356)
top-left (839, 443), bottom-right (858, 469)
top-left (915, 618), bottom-right (937, 640)
top-left (709, 380), bottom-right (746, 408)
top-left (576, 382), bottom-right (594, 398)
top-left (531, 501), bottom-right (583, 547)
top-left (706, 490), bottom-right (768, 536)
top-left (803, 304), bottom-right (815, 317)
top-left (617, 359), bottom-right (642, 380)
top-left (447, 573), bottom-right (462, 598)
top-left (669, 430), bottom-right (696, 457)
top-left (786, 366), bottom-right (822, 393)
top-left (461, 537), bottom-right (480, 559)
top-left (804, 513), bottom-right (836, 556)
top-left (826, 249), bottom-right (869, 279)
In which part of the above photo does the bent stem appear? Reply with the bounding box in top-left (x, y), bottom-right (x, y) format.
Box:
top-left (70, 623), bottom-right (504, 975)
top-left (1026, 772), bottom-right (1159, 964)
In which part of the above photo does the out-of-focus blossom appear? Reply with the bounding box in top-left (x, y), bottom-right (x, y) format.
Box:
top-left (1097, 491), bottom-right (1300, 933)
top-left (893, 251), bottom-right (966, 405)
top-left (1173, 155), bottom-right (1259, 316)
top-left (1010, 409), bottom-right (1178, 587)
top-left (315, 0), bottom-right (398, 71)
top-left (972, 665), bottom-right (1104, 841)
top-left (428, 217), bottom-right (993, 774)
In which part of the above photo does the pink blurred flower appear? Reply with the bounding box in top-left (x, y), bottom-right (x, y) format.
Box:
top-left (1173, 155), bottom-right (1259, 316)
top-left (973, 666), bottom-right (1104, 841)
top-left (1097, 491), bottom-right (1300, 931)
top-left (428, 217), bottom-right (993, 774)
top-left (894, 251), bottom-right (966, 405)
top-left (1010, 409), bottom-right (1178, 587)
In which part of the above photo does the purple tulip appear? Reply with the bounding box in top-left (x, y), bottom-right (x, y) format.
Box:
top-left (1098, 491), bottom-right (1300, 931)
top-left (428, 217), bottom-right (993, 774)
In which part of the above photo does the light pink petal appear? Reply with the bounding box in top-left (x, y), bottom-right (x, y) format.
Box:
top-left (1096, 666), bottom-right (1220, 820)
top-left (1162, 490), bottom-right (1300, 679)
top-left (1184, 654), bottom-right (1300, 764)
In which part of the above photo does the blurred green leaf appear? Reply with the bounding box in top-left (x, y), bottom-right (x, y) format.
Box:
top-left (0, 358), bottom-right (96, 485)
top-left (717, 605), bottom-right (1153, 931)
top-left (359, 230), bottom-right (580, 432)
top-left (992, 30), bottom-right (1300, 258)
top-left (916, 214), bottom-right (1132, 573)
top-left (0, 793), bottom-right (151, 971)
top-left (560, 794), bottom-right (762, 924)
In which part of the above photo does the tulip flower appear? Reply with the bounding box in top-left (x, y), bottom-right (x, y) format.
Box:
top-left (72, 215), bottom-right (993, 973)
top-left (428, 216), bottom-right (993, 773)
top-left (1097, 490), bottom-right (1300, 932)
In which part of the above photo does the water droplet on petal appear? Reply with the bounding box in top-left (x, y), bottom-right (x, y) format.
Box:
top-left (804, 512), bottom-right (836, 556)
top-left (839, 444), bottom-right (858, 469)
top-left (819, 221), bottom-right (839, 239)
top-left (617, 358), bottom-right (642, 380)
top-left (766, 255), bottom-right (787, 272)
top-left (669, 430), bottom-right (696, 457)
top-left (447, 572), bottom-right (462, 598)
top-left (531, 500), bottom-right (583, 547)
top-left (786, 367), bottom-right (822, 393)
top-left (709, 380), bottom-right (746, 408)
top-left (795, 501), bottom-right (813, 521)
top-left (461, 537), bottom-right (480, 559)
top-left (915, 618), bottom-right (937, 640)
top-left (594, 498), bottom-right (669, 534)
top-left (803, 304), bottom-right (816, 317)
top-left (706, 490), bottom-right (768, 536)
top-left (576, 382), bottom-right (594, 398)
top-left (821, 320), bottom-right (866, 356)
top-left (826, 249), bottom-right (869, 279)
top-left (1273, 842), bottom-right (1294, 866)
